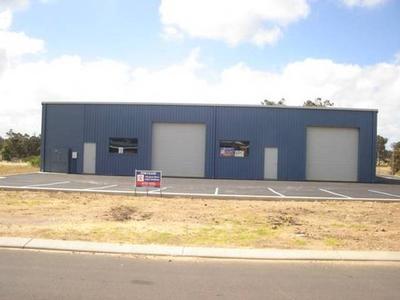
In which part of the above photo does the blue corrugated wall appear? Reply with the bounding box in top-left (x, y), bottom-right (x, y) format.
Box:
top-left (41, 103), bottom-right (377, 182)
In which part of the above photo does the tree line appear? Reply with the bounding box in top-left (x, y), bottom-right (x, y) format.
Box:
top-left (0, 130), bottom-right (41, 166)
top-left (377, 135), bottom-right (400, 175)
top-left (261, 97), bottom-right (335, 107)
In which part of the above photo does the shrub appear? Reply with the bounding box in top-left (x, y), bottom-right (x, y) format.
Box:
top-left (23, 156), bottom-right (40, 167)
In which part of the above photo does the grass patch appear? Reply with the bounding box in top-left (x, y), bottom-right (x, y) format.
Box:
top-left (0, 161), bottom-right (39, 176)
top-left (292, 239), bottom-right (307, 247)
top-left (324, 237), bottom-right (342, 247)
top-left (0, 190), bottom-right (400, 250)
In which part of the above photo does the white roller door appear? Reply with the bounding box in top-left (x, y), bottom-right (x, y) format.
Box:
top-left (152, 123), bottom-right (206, 177)
top-left (306, 127), bottom-right (359, 182)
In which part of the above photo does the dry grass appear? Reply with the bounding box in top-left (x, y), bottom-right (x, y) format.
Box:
top-left (0, 161), bottom-right (39, 176)
top-left (376, 165), bottom-right (400, 176)
top-left (0, 190), bottom-right (399, 250)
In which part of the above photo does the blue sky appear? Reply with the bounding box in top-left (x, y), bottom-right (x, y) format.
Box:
top-left (10, 0), bottom-right (400, 69)
top-left (0, 0), bottom-right (399, 141)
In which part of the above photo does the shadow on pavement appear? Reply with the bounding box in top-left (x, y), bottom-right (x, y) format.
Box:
top-left (375, 176), bottom-right (400, 185)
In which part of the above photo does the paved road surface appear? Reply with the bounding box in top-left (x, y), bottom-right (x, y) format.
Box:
top-left (1, 172), bottom-right (400, 200)
top-left (0, 249), bottom-right (399, 300)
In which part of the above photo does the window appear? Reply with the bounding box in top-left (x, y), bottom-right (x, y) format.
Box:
top-left (219, 140), bottom-right (250, 157)
top-left (109, 138), bottom-right (138, 154)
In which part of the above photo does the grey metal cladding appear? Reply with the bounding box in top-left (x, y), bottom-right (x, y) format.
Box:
top-left (41, 103), bottom-right (377, 182)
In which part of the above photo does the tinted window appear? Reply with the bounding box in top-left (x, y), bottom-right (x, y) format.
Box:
top-left (109, 138), bottom-right (138, 154)
top-left (219, 140), bottom-right (249, 157)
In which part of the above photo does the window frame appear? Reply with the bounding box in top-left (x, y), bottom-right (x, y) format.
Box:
top-left (109, 137), bottom-right (138, 155)
top-left (219, 140), bottom-right (250, 158)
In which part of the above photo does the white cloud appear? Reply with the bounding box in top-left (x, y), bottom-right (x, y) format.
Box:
top-left (0, 8), bottom-right (45, 72)
top-left (0, 30), bottom-right (44, 58)
top-left (159, 0), bottom-right (310, 46)
top-left (0, 9), bottom-right (12, 30)
top-left (0, 0), bottom-right (29, 11)
top-left (1, 48), bottom-right (400, 143)
top-left (161, 25), bottom-right (184, 41)
top-left (0, 0), bottom-right (398, 142)
top-left (341, 0), bottom-right (388, 8)
top-left (251, 27), bottom-right (282, 47)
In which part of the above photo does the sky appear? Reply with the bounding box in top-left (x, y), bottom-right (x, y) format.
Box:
top-left (0, 0), bottom-right (399, 144)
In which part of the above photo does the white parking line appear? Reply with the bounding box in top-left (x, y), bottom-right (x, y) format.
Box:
top-left (319, 188), bottom-right (352, 199)
top-left (1, 184), bottom-right (400, 201)
top-left (215, 187), bottom-right (219, 195)
top-left (86, 184), bottom-right (118, 191)
top-left (23, 181), bottom-right (70, 188)
top-left (148, 187), bottom-right (168, 194)
top-left (368, 190), bottom-right (400, 198)
top-left (268, 187), bottom-right (285, 197)
top-left (0, 177), bottom-right (5, 179)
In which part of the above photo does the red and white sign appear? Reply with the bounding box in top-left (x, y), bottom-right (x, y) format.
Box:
top-left (135, 170), bottom-right (162, 188)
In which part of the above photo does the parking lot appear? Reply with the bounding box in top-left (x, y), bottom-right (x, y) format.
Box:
top-left (0, 172), bottom-right (400, 201)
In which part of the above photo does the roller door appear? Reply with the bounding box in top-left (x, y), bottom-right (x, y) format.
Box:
top-left (152, 123), bottom-right (206, 177)
top-left (306, 127), bottom-right (359, 181)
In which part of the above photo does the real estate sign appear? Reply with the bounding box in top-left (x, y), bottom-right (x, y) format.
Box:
top-left (135, 170), bottom-right (162, 188)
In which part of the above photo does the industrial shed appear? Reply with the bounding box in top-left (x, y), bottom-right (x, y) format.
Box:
top-left (40, 102), bottom-right (377, 182)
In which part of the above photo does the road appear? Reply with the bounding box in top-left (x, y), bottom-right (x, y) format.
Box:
top-left (0, 250), bottom-right (399, 299)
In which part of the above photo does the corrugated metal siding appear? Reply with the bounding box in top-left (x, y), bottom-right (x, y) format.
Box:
top-left (42, 103), bottom-right (377, 182)
top-left (83, 104), bottom-right (215, 176)
top-left (42, 104), bottom-right (84, 173)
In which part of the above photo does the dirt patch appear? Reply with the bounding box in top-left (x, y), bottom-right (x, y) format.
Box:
top-left (0, 190), bottom-right (399, 250)
top-left (269, 214), bottom-right (302, 229)
top-left (104, 205), bottom-right (153, 222)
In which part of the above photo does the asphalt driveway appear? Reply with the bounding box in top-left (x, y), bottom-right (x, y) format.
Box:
top-left (0, 172), bottom-right (400, 201)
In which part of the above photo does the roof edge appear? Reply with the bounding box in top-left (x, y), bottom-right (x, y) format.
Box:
top-left (41, 101), bottom-right (378, 113)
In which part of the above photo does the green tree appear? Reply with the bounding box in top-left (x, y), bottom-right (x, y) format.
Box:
top-left (303, 98), bottom-right (334, 107)
top-left (0, 136), bottom-right (4, 160)
top-left (376, 135), bottom-right (388, 165)
top-left (26, 135), bottom-right (41, 156)
top-left (392, 142), bottom-right (400, 174)
top-left (261, 98), bottom-right (286, 106)
top-left (1, 130), bottom-right (41, 161)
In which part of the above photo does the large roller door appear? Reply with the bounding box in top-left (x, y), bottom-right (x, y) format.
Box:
top-left (306, 127), bottom-right (359, 182)
top-left (152, 123), bottom-right (206, 177)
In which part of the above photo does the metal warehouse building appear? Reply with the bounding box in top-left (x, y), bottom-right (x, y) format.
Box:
top-left (40, 102), bottom-right (377, 182)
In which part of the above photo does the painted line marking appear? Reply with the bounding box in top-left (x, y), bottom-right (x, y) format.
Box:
top-left (0, 185), bottom-right (399, 202)
top-left (23, 181), bottom-right (70, 188)
top-left (148, 187), bottom-right (168, 193)
top-left (86, 184), bottom-right (118, 191)
top-left (215, 187), bottom-right (219, 195)
top-left (0, 177), bottom-right (5, 179)
top-left (368, 190), bottom-right (400, 198)
top-left (319, 188), bottom-right (352, 199)
top-left (268, 187), bottom-right (285, 197)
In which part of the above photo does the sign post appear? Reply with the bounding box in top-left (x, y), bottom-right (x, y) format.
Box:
top-left (135, 170), bottom-right (162, 196)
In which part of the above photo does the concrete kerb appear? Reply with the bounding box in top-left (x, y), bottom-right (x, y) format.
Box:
top-left (1, 237), bottom-right (400, 262)
top-left (0, 186), bottom-right (399, 203)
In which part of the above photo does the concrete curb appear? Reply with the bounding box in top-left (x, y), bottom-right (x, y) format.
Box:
top-left (1, 237), bottom-right (400, 261)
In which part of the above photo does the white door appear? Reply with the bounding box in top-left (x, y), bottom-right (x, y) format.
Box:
top-left (306, 127), bottom-right (359, 181)
top-left (83, 143), bottom-right (96, 174)
top-left (264, 148), bottom-right (278, 180)
top-left (152, 123), bottom-right (206, 177)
